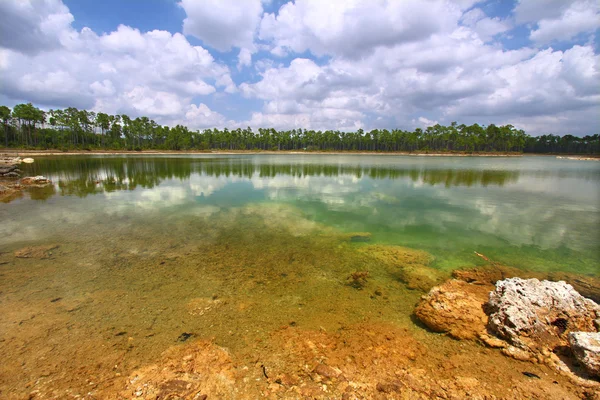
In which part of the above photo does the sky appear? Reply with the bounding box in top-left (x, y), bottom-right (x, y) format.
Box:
top-left (0, 0), bottom-right (598, 136)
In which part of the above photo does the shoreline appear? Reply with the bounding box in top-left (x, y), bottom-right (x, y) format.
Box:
top-left (1, 149), bottom-right (528, 157)
top-left (2, 149), bottom-right (598, 158)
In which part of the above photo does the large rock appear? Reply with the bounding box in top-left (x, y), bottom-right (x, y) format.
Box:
top-left (487, 278), bottom-right (600, 353)
top-left (414, 279), bottom-right (492, 340)
top-left (452, 266), bottom-right (600, 304)
top-left (569, 332), bottom-right (600, 378)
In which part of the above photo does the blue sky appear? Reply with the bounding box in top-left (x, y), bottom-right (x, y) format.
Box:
top-left (0, 0), bottom-right (598, 135)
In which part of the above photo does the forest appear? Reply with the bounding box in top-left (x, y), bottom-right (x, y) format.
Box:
top-left (1, 103), bottom-right (598, 154)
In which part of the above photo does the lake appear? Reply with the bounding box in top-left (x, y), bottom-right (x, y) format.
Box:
top-left (0, 154), bottom-right (599, 398)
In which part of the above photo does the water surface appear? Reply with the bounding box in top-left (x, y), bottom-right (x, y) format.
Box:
top-left (4, 154), bottom-right (599, 273)
top-left (0, 154), bottom-right (598, 398)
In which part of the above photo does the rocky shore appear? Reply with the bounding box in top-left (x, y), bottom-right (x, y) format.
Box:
top-left (415, 266), bottom-right (600, 388)
top-left (0, 156), bottom-right (52, 202)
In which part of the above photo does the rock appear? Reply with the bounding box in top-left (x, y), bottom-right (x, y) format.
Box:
top-left (452, 265), bottom-right (600, 304)
top-left (0, 156), bottom-right (21, 165)
top-left (14, 245), bottom-right (59, 259)
top-left (452, 265), bottom-right (536, 285)
top-left (569, 332), bottom-right (600, 378)
top-left (20, 176), bottom-right (51, 185)
top-left (398, 264), bottom-right (448, 292)
top-left (501, 345), bottom-right (533, 362)
top-left (313, 363), bottom-right (341, 379)
top-left (478, 333), bottom-right (507, 348)
top-left (120, 340), bottom-right (236, 399)
top-left (21, 158), bottom-right (34, 163)
top-left (0, 165), bottom-right (17, 175)
top-left (487, 278), bottom-right (600, 354)
top-left (414, 279), bottom-right (492, 340)
top-left (376, 380), bottom-right (404, 393)
top-left (547, 272), bottom-right (600, 304)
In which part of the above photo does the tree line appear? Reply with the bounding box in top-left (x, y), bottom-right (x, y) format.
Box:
top-left (1, 103), bottom-right (598, 154)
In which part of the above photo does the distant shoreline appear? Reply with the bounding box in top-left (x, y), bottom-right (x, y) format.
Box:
top-left (1, 149), bottom-right (524, 157)
top-left (1, 149), bottom-right (599, 159)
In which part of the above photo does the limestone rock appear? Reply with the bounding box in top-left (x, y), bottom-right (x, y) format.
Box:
top-left (452, 265), bottom-right (600, 304)
top-left (414, 279), bottom-right (492, 340)
top-left (0, 164), bottom-right (20, 177)
top-left (569, 332), bottom-right (600, 378)
top-left (487, 278), bottom-right (600, 353)
top-left (20, 176), bottom-right (51, 185)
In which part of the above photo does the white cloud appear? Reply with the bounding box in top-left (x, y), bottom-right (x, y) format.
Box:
top-left (514, 0), bottom-right (579, 23)
top-left (0, 0), bottom-right (73, 54)
top-left (0, 1), bottom-right (236, 124)
top-left (180, 0), bottom-right (263, 52)
top-left (259, 0), bottom-right (469, 58)
top-left (461, 8), bottom-right (511, 42)
top-left (528, 1), bottom-right (600, 44)
top-left (0, 0), bottom-right (598, 136)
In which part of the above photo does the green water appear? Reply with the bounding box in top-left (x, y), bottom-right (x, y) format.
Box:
top-left (3, 154), bottom-right (599, 275)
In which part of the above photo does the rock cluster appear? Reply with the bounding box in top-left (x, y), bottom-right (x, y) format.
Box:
top-left (487, 278), bottom-right (600, 354)
top-left (415, 275), bottom-right (600, 382)
top-left (0, 164), bottom-right (21, 178)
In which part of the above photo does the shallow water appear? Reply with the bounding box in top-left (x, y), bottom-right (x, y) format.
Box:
top-left (0, 154), bottom-right (599, 398)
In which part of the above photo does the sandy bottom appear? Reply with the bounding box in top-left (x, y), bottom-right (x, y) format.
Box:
top-left (0, 204), bottom-right (596, 399)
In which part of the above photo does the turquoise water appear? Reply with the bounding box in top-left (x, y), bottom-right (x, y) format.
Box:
top-left (3, 154), bottom-right (599, 275)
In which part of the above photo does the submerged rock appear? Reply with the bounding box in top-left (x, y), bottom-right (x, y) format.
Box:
top-left (360, 244), bottom-right (446, 292)
top-left (14, 244), bottom-right (59, 259)
top-left (21, 176), bottom-right (51, 185)
top-left (569, 332), bottom-right (600, 378)
top-left (414, 279), bottom-right (491, 340)
top-left (120, 340), bottom-right (236, 400)
top-left (487, 278), bottom-right (600, 354)
top-left (0, 164), bottom-right (21, 177)
top-left (399, 264), bottom-right (448, 292)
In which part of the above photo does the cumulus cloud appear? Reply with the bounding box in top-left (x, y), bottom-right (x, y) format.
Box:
top-left (180, 0), bottom-right (263, 53)
top-left (0, 0), bottom-right (235, 126)
top-left (461, 8), bottom-right (511, 42)
top-left (0, 0), bottom-right (598, 136)
top-left (0, 0), bottom-right (73, 54)
top-left (259, 0), bottom-right (470, 58)
top-left (528, 1), bottom-right (600, 44)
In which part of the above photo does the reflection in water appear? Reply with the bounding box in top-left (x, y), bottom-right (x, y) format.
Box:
top-left (21, 156), bottom-right (523, 200)
top-left (4, 154), bottom-right (599, 275)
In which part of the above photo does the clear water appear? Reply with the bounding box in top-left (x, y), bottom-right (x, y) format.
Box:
top-left (4, 154), bottom-right (599, 274)
top-left (0, 154), bottom-right (599, 397)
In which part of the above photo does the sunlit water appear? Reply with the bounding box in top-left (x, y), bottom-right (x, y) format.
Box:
top-left (0, 154), bottom-right (599, 397)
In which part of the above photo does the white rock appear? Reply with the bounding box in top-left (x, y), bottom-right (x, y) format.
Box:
top-left (487, 278), bottom-right (600, 353)
top-left (569, 332), bottom-right (600, 378)
top-left (21, 157), bottom-right (34, 163)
